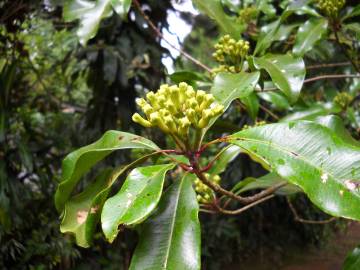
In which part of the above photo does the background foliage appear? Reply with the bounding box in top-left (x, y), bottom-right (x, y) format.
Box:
top-left (1, 0), bottom-right (359, 269)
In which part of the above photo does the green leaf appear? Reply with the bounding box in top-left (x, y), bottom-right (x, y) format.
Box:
top-left (60, 169), bottom-right (113, 247)
top-left (233, 173), bottom-right (301, 196)
top-left (111, 0), bottom-right (131, 18)
top-left (258, 91), bottom-right (290, 110)
top-left (227, 121), bottom-right (360, 220)
top-left (254, 1), bottom-right (314, 55)
top-left (192, 0), bottom-right (244, 38)
top-left (343, 245), bottom-right (360, 270)
top-left (314, 115), bottom-right (360, 147)
top-left (129, 174), bottom-right (200, 270)
top-left (241, 92), bottom-right (259, 120)
top-left (293, 18), bottom-right (328, 56)
top-left (63, 0), bottom-right (131, 45)
top-left (342, 4), bottom-right (360, 21)
top-left (209, 145), bottom-right (241, 176)
top-left (169, 71), bottom-right (208, 85)
top-left (60, 152), bottom-right (159, 247)
top-left (281, 103), bottom-right (338, 122)
top-left (253, 54), bottom-right (305, 102)
top-left (55, 130), bottom-right (159, 212)
top-left (101, 163), bottom-right (175, 243)
top-left (211, 71), bottom-right (260, 112)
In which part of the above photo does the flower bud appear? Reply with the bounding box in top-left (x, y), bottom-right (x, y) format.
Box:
top-left (185, 108), bottom-right (197, 124)
top-left (136, 98), bottom-right (147, 108)
top-left (132, 113), bottom-right (152, 127)
top-left (196, 90), bottom-right (206, 104)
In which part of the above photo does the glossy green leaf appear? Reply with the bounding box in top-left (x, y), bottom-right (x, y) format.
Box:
top-left (228, 121), bottom-right (360, 220)
top-left (60, 152), bottom-right (158, 247)
top-left (211, 71), bottom-right (260, 112)
top-left (258, 91), bottom-right (290, 110)
top-left (129, 174), bottom-right (200, 270)
top-left (314, 115), bottom-right (360, 147)
top-left (192, 0), bottom-right (244, 38)
top-left (60, 169), bottom-right (113, 247)
top-left (241, 92), bottom-right (259, 120)
top-left (209, 145), bottom-right (241, 176)
top-left (253, 54), bottom-right (305, 102)
top-left (281, 103), bottom-right (338, 122)
top-left (233, 173), bottom-right (301, 196)
top-left (293, 18), bottom-right (328, 56)
top-left (343, 245), bottom-right (360, 270)
top-left (63, 0), bottom-right (131, 45)
top-left (55, 130), bottom-right (159, 212)
top-left (101, 163), bottom-right (175, 243)
top-left (254, 1), bottom-right (313, 55)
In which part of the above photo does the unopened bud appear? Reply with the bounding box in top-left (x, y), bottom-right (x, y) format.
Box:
top-left (132, 113), bottom-right (152, 127)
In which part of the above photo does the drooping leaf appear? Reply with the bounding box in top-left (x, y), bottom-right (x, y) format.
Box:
top-left (293, 18), bottom-right (328, 56)
top-left (253, 54), bottom-right (305, 102)
top-left (343, 245), bottom-right (360, 270)
top-left (129, 174), bottom-right (200, 270)
top-left (60, 169), bottom-right (113, 247)
top-left (227, 121), bottom-right (360, 220)
top-left (60, 153), bottom-right (158, 247)
top-left (241, 92), bottom-right (260, 120)
top-left (192, 0), bottom-right (244, 38)
top-left (55, 130), bottom-right (159, 212)
top-left (101, 163), bottom-right (175, 243)
top-left (63, 0), bottom-right (131, 45)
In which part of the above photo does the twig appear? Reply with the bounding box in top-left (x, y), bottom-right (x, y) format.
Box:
top-left (132, 0), bottom-right (212, 73)
top-left (286, 197), bottom-right (337, 224)
top-left (306, 61), bottom-right (352, 70)
top-left (213, 195), bottom-right (274, 215)
top-left (259, 104), bottom-right (279, 120)
top-left (195, 170), bottom-right (286, 204)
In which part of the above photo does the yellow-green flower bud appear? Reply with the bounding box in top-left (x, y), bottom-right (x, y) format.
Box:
top-left (150, 112), bottom-right (169, 133)
top-left (136, 98), bottom-right (147, 107)
top-left (212, 104), bottom-right (224, 117)
top-left (185, 108), bottom-right (197, 124)
top-left (187, 97), bottom-right (198, 109)
top-left (164, 115), bottom-right (177, 133)
top-left (132, 113), bottom-right (152, 127)
top-left (196, 90), bottom-right (206, 104)
top-left (200, 94), bottom-right (215, 110)
top-left (142, 104), bottom-right (153, 116)
top-left (186, 86), bottom-right (196, 98)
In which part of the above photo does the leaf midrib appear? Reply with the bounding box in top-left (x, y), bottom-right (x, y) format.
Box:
top-left (162, 178), bottom-right (184, 269)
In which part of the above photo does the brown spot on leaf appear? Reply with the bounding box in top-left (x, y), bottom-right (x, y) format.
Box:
top-left (77, 210), bottom-right (88, 224)
top-left (290, 151), bottom-right (299, 157)
top-left (118, 135), bottom-right (124, 140)
top-left (131, 136), bottom-right (141, 141)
